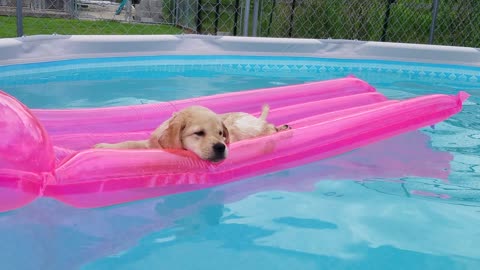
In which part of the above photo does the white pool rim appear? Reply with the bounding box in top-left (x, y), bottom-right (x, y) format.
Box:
top-left (0, 34), bottom-right (479, 67)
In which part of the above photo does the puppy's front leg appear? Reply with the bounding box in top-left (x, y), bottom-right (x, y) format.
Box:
top-left (94, 140), bottom-right (150, 149)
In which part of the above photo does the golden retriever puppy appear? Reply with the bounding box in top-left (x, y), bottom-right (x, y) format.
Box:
top-left (95, 106), bottom-right (229, 162)
top-left (94, 105), bottom-right (289, 162)
top-left (221, 104), bottom-right (290, 142)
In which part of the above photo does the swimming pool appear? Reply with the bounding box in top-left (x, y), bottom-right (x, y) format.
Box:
top-left (0, 36), bottom-right (479, 270)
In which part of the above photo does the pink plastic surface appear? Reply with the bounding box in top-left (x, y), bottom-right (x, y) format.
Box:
top-left (33, 76), bottom-right (377, 134)
top-left (0, 77), bottom-right (469, 212)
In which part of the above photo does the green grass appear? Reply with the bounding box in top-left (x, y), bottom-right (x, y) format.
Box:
top-left (0, 16), bottom-right (183, 38)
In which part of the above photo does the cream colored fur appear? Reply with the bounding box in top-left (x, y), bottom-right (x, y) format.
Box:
top-left (94, 104), bottom-right (289, 161)
top-left (220, 104), bottom-right (290, 142)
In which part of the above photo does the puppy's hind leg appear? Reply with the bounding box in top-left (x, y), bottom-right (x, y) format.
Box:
top-left (259, 104), bottom-right (270, 121)
top-left (258, 104), bottom-right (290, 132)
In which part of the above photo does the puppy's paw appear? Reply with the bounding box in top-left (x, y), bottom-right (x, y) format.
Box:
top-left (276, 124), bottom-right (291, 131)
top-left (94, 143), bottom-right (110, 149)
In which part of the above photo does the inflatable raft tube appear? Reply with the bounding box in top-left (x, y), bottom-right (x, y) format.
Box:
top-left (0, 77), bottom-right (469, 211)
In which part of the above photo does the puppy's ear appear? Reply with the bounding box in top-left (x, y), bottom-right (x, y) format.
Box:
top-left (157, 113), bottom-right (186, 149)
top-left (222, 122), bottom-right (230, 145)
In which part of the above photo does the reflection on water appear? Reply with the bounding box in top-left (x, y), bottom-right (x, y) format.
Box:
top-left (0, 131), bottom-right (478, 270)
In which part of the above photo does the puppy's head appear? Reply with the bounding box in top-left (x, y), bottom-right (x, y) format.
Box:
top-left (156, 106), bottom-right (229, 162)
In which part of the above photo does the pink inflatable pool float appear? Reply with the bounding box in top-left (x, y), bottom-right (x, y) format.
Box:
top-left (0, 76), bottom-right (469, 212)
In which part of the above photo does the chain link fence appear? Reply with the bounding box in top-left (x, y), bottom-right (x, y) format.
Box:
top-left (1, 0), bottom-right (479, 47)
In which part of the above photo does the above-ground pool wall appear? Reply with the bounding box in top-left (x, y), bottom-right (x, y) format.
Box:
top-left (0, 35), bottom-right (480, 67)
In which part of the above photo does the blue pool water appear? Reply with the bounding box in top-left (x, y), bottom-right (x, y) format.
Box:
top-left (0, 55), bottom-right (479, 270)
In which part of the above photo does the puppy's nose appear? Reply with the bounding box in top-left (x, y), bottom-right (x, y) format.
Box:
top-left (212, 143), bottom-right (226, 154)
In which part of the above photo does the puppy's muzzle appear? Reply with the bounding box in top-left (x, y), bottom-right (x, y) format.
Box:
top-left (209, 143), bottom-right (227, 162)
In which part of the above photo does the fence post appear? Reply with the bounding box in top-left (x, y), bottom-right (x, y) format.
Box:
top-left (16, 0), bottom-right (24, 37)
top-left (381, 0), bottom-right (396, 42)
top-left (429, 0), bottom-right (440, 44)
top-left (172, 0), bottom-right (178, 24)
top-left (214, 0), bottom-right (221, 35)
top-left (243, 0), bottom-right (251, 36)
top-left (288, 0), bottom-right (297, 37)
top-left (233, 0), bottom-right (241, 36)
top-left (251, 0), bottom-right (260, 36)
top-left (196, 0), bottom-right (203, 33)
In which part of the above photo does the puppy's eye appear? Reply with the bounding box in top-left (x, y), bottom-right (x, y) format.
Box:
top-left (219, 131), bottom-right (223, 136)
top-left (194, 131), bottom-right (205, 136)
